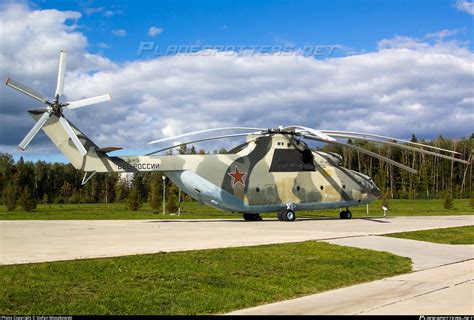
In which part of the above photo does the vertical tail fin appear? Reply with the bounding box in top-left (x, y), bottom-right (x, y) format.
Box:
top-left (29, 110), bottom-right (119, 172)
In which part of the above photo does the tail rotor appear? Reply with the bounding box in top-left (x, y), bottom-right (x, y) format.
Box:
top-left (5, 50), bottom-right (112, 156)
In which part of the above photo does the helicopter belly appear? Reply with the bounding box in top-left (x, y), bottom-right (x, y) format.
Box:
top-left (164, 170), bottom-right (371, 214)
top-left (165, 170), bottom-right (249, 212)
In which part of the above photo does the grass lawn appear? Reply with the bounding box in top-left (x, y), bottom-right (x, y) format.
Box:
top-left (0, 241), bottom-right (412, 315)
top-left (385, 225), bottom-right (474, 245)
top-left (0, 198), bottom-right (472, 220)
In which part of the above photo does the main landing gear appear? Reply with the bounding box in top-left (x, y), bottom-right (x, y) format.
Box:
top-left (339, 208), bottom-right (353, 219)
top-left (243, 213), bottom-right (262, 221)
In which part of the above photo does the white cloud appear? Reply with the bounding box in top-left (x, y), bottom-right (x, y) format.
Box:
top-left (82, 6), bottom-right (122, 17)
top-left (377, 31), bottom-right (471, 58)
top-left (425, 28), bottom-right (464, 40)
top-left (112, 29), bottom-right (126, 37)
top-left (0, 3), bottom-right (115, 154)
top-left (83, 7), bottom-right (103, 15)
top-left (97, 42), bottom-right (111, 49)
top-left (0, 3), bottom-right (472, 159)
top-left (103, 10), bottom-right (122, 17)
top-left (148, 26), bottom-right (163, 37)
top-left (454, 0), bottom-right (474, 15)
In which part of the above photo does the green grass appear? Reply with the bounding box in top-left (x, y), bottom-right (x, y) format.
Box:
top-left (0, 241), bottom-right (412, 315)
top-left (0, 202), bottom-right (236, 220)
top-left (385, 225), bottom-right (474, 245)
top-left (0, 198), bottom-right (472, 220)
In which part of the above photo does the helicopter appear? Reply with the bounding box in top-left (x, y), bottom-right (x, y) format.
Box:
top-left (5, 51), bottom-right (468, 221)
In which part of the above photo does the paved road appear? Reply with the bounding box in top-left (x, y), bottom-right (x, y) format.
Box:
top-left (325, 235), bottom-right (473, 270)
top-left (0, 215), bottom-right (472, 265)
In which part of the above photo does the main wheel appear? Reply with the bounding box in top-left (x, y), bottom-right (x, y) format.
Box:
top-left (346, 211), bottom-right (352, 219)
top-left (339, 211), bottom-right (346, 219)
top-left (277, 210), bottom-right (285, 221)
top-left (243, 213), bottom-right (261, 221)
top-left (284, 209), bottom-right (296, 222)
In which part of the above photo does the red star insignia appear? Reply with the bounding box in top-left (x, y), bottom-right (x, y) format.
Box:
top-left (228, 166), bottom-right (247, 187)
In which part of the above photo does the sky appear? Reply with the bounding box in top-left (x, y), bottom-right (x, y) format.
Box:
top-left (0, 0), bottom-right (473, 163)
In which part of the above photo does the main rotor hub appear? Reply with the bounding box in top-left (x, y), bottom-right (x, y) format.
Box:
top-left (264, 128), bottom-right (299, 136)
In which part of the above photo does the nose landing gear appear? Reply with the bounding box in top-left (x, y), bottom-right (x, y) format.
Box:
top-left (277, 203), bottom-right (296, 222)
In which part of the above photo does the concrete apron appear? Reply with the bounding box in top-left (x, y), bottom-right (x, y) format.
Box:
top-left (1, 215), bottom-right (473, 265)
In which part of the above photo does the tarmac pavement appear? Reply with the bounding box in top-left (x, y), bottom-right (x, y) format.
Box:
top-left (0, 215), bottom-right (472, 265)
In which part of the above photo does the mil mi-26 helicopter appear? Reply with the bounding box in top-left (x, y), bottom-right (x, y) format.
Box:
top-left (5, 51), bottom-right (468, 221)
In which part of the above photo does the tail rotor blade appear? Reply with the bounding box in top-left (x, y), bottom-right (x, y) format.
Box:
top-left (59, 117), bottom-right (87, 156)
top-left (55, 50), bottom-right (68, 98)
top-left (66, 94), bottom-right (112, 109)
top-left (5, 78), bottom-right (49, 104)
top-left (19, 111), bottom-right (51, 150)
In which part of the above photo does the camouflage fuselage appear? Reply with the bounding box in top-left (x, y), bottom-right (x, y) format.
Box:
top-left (36, 112), bottom-right (380, 214)
top-left (111, 134), bottom-right (381, 213)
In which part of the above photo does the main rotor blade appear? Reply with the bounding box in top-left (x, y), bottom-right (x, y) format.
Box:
top-left (283, 125), bottom-right (336, 142)
top-left (326, 133), bottom-right (468, 164)
top-left (55, 50), bottom-right (67, 98)
top-left (5, 78), bottom-right (49, 104)
top-left (59, 116), bottom-right (87, 156)
top-left (66, 94), bottom-right (112, 109)
top-left (18, 111), bottom-right (51, 150)
top-left (321, 130), bottom-right (461, 155)
top-left (149, 127), bottom-right (265, 145)
top-left (303, 134), bottom-right (418, 174)
top-left (146, 132), bottom-right (255, 155)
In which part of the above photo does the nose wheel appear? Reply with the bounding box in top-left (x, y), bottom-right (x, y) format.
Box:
top-left (278, 209), bottom-right (296, 221)
top-left (339, 210), bottom-right (352, 219)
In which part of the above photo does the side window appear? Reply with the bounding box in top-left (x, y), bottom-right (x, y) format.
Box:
top-left (270, 149), bottom-right (315, 172)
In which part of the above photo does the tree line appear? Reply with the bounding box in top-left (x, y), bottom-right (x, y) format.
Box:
top-left (0, 134), bottom-right (472, 212)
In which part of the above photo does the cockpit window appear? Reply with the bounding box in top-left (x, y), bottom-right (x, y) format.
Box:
top-left (270, 149), bottom-right (315, 172)
top-left (228, 142), bottom-right (249, 154)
